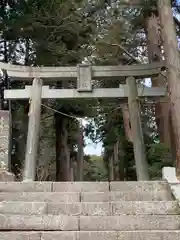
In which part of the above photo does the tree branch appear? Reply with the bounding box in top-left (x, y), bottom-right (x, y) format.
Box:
top-left (99, 41), bottom-right (142, 64)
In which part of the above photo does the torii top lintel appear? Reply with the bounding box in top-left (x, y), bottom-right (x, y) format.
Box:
top-left (0, 61), bottom-right (164, 81)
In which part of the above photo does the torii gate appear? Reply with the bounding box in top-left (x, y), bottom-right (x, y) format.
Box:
top-left (0, 61), bottom-right (166, 181)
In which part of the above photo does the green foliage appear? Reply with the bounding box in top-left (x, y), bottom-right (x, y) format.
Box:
top-left (147, 143), bottom-right (173, 179)
top-left (84, 155), bottom-right (108, 181)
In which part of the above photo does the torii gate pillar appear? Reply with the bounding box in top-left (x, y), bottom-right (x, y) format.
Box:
top-left (127, 77), bottom-right (149, 180)
top-left (0, 110), bottom-right (11, 170)
top-left (23, 78), bottom-right (43, 181)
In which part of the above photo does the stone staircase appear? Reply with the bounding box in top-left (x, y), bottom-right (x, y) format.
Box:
top-left (0, 181), bottom-right (180, 239)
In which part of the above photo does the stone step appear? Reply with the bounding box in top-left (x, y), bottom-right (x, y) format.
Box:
top-left (0, 214), bottom-right (78, 230)
top-left (0, 201), bottom-right (178, 215)
top-left (53, 181), bottom-right (169, 193)
top-left (53, 182), bottom-right (109, 192)
top-left (0, 189), bottom-right (173, 202)
top-left (0, 182), bottom-right (108, 192)
top-left (78, 231), bottom-right (180, 240)
top-left (0, 192), bottom-right (80, 202)
top-left (0, 201), bottom-right (47, 215)
top-left (0, 232), bottom-right (40, 240)
top-left (110, 181), bottom-right (170, 192)
top-left (80, 215), bottom-right (180, 230)
top-left (47, 201), bottom-right (179, 216)
top-left (0, 182), bottom-right (52, 192)
top-left (81, 190), bottom-right (173, 201)
top-left (1, 231), bottom-right (180, 240)
top-left (0, 214), bottom-right (180, 230)
top-left (110, 201), bottom-right (179, 215)
top-left (0, 181), bottom-right (169, 192)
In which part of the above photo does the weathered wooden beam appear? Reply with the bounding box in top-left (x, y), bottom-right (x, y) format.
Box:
top-left (127, 76), bottom-right (149, 180)
top-left (4, 85), bottom-right (166, 99)
top-left (0, 61), bottom-right (164, 80)
top-left (23, 78), bottom-right (43, 181)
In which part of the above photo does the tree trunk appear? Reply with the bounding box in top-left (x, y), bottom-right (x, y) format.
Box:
top-left (69, 157), bottom-right (74, 181)
top-left (55, 114), bottom-right (70, 181)
top-left (108, 155), bottom-right (114, 181)
top-left (76, 120), bottom-right (84, 181)
top-left (122, 104), bottom-right (132, 142)
top-left (16, 113), bottom-right (28, 178)
top-left (113, 142), bottom-right (120, 180)
top-left (146, 12), bottom-right (172, 148)
top-left (118, 139), bottom-right (125, 181)
top-left (158, 0), bottom-right (180, 173)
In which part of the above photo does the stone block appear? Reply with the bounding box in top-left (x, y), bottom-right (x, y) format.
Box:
top-left (0, 182), bottom-right (52, 192)
top-left (78, 231), bottom-right (180, 240)
top-left (41, 232), bottom-right (78, 240)
top-left (81, 192), bottom-right (109, 202)
top-left (0, 232), bottom-right (41, 240)
top-left (0, 214), bottom-right (78, 230)
top-left (110, 181), bottom-right (169, 192)
top-left (79, 215), bottom-right (180, 230)
top-left (111, 201), bottom-right (180, 215)
top-left (52, 182), bottom-right (109, 192)
top-left (0, 192), bottom-right (80, 202)
top-left (78, 231), bottom-right (117, 240)
top-left (47, 202), bottom-right (110, 215)
top-left (171, 185), bottom-right (180, 200)
top-left (0, 201), bottom-right (47, 215)
top-left (47, 203), bottom-right (81, 215)
top-left (110, 190), bottom-right (173, 201)
top-left (81, 202), bottom-right (110, 216)
top-left (162, 167), bottom-right (179, 184)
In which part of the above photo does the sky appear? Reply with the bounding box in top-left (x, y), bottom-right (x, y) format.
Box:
top-left (84, 139), bottom-right (103, 156)
top-left (82, 119), bottom-right (103, 156)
